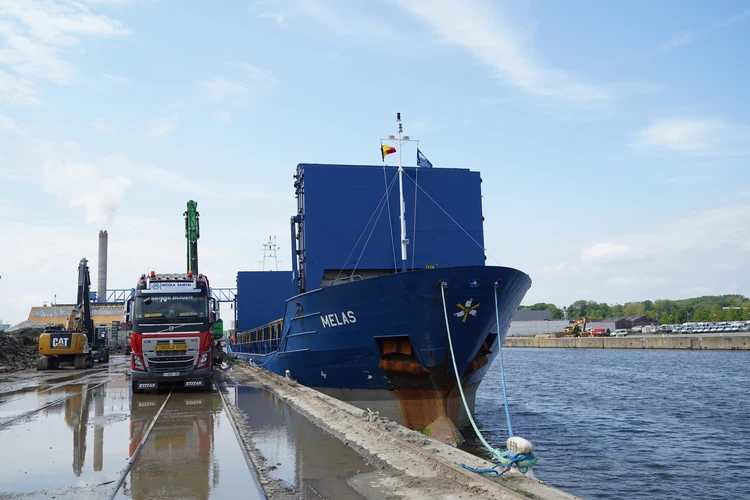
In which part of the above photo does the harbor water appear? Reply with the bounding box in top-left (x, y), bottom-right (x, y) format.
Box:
top-left (465, 348), bottom-right (750, 499)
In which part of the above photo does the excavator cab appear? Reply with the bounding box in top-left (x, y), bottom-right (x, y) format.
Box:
top-left (563, 317), bottom-right (587, 337)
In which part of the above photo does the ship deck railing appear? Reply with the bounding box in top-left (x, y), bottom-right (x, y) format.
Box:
top-left (231, 338), bottom-right (280, 355)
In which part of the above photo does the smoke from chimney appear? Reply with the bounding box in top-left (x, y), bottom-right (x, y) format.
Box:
top-left (98, 230), bottom-right (108, 300)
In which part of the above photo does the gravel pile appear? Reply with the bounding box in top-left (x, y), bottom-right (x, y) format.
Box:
top-left (0, 321), bottom-right (44, 373)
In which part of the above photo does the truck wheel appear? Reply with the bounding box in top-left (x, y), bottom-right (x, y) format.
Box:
top-left (74, 355), bottom-right (87, 369)
top-left (36, 357), bottom-right (50, 371)
top-left (132, 380), bottom-right (144, 394)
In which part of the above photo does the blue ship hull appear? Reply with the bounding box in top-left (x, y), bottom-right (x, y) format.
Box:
top-left (229, 265), bottom-right (530, 430)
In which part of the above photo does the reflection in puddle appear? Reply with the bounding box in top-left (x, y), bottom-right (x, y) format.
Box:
top-left (236, 387), bottom-right (374, 499)
top-left (117, 391), bottom-right (263, 500)
top-left (0, 379), bottom-right (131, 495)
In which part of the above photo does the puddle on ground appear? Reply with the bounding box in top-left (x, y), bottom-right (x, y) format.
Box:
top-left (115, 391), bottom-right (264, 500)
top-left (0, 384), bottom-right (90, 423)
top-left (0, 386), bottom-right (39, 406)
top-left (0, 378), bottom-right (134, 496)
top-left (235, 386), bottom-right (375, 499)
top-left (41, 369), bottom-right (109, 386)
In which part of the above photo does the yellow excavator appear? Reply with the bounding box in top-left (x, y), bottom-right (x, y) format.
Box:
top-left (37, 258), bottom-right (109, 370)
top-left (563, 317), bottom-right (587, 337)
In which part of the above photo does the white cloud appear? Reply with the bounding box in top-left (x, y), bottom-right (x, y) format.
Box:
top-left (102, 73), bottom-right (130, 84)
top-left (242, 63), bottom-right (277, 84)
top-left (199, 64), bottom-right (276, 103)
top-left (146, 114), bottom-right (177, 138)
top-left (632, 118), bottom-right (750, 156)
top-left (0, 69), bottom-right (42, 105)
top-left (678, 286), bottom-right (714, 297)
top-left (0, 0), bottom-right (129, 95)
top-left (0, 195), bottom-right (18, 214)
top-left (259, 0), bottom-right (400, 41)
top-left (42, 160), bottom-right (131, 225)
top-left (0, 110), bottom-right (21, 134)
top-left (658, 8), bottom-right (750, 52)
top-left (91, 119), bottom-right (115, 135)
top-left (213, 110), bottom-right (231, 123)
top-left (606, 276), bottom-right (668, 287)
top-left (581, 243), bottom-right (644, 263)
top-left (104, 152), bottom-right (203, 193)
top-left (200, 77), bottom-right (249, 102)
top-left (536, 262), bottom-right (576, 277)
top-left (657, 31), bottom-right (701, 53)
top-left (0, 1), bottom-right (129, 45)
top-left (396, 0), bottom-right (611, 102)
top-left (259, 10), bottom-right (286, 28)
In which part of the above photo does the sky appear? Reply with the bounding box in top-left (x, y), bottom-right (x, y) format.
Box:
top-left (1, 0), bottom-right (749, 326)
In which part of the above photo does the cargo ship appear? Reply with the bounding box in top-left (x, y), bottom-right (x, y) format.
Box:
top-left (228, 116), bottom-right (531, 435)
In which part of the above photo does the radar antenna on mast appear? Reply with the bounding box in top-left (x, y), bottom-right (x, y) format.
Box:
top-left (260, 236), bottom-right (281, 271)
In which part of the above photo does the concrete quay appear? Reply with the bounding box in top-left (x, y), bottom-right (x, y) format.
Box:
top-left (0, 355), bottom-right (578, 500)
top-left (503, 333), bottom-right (750, 350)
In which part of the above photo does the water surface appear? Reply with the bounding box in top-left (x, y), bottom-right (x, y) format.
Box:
top-left (466, 348), bottom-right (750, 499)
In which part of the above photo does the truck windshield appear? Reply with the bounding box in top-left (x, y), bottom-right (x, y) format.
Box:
top-left (134, 294), bottom-right (208, 321)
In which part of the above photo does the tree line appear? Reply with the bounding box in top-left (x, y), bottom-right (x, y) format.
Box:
top-left (519, 295), bottom-right (750, 324)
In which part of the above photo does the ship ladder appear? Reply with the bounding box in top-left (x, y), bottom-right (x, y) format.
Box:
top-left (439, 281), bottom-right (537, 477)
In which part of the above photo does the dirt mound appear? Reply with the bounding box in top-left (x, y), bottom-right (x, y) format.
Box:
top-left (0, 321), bottom-right (44, 373)
top-left (0, 334), bottom-right (38, 373)
top-left (6, 320), bottom-right (45, 335)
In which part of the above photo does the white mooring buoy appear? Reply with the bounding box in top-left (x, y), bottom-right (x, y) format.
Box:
top-left (507, 436), bottom-right (534, 455)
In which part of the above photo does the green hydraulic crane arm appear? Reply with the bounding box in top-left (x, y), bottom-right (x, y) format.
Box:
top-left (185, 200), bottom-right (200, 275)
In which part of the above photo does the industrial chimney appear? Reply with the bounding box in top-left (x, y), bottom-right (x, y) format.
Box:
top-left (98, 230), bottom-right (108, 301)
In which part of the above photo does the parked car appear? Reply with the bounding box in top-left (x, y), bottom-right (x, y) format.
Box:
top-left (612, 329), bottom-right (629, 337)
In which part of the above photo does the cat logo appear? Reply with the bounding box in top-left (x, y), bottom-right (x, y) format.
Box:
top-left (52, 337), bottom-right (70, 348)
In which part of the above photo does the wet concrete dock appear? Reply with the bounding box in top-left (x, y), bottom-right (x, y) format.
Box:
top-left (0, 357), bottom-right (263, 499)
top-left (0, 356), bottom-right (576, 499)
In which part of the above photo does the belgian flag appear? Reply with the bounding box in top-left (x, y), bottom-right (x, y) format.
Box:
top-left (381, 144), bottom-right (396, 161)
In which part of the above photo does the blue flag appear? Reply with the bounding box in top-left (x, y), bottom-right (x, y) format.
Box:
top-left (416, 148), bottom-right (433, 168)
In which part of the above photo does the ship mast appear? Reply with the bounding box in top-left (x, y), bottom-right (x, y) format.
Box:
top-left (383, 112), bottom-right (418, 273)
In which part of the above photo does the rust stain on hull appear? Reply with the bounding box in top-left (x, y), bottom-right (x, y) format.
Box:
top-left (378, 337), bottom-right (492, 430)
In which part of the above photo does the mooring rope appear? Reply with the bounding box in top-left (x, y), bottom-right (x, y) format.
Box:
top-left (439, 282), bottom-right (537, 477)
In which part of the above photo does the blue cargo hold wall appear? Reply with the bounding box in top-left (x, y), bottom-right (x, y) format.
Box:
top-left (236, 271), bottom-right (293, 331)
top-left (297, 164), bottom-right (485, 291)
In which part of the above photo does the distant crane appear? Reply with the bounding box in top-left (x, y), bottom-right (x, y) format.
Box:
top-left (184, 200), bottom-right (200, 275)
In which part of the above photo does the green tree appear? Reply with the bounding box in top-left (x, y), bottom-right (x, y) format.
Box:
top-left (674, 309), bottom-right (688, 324)
top-left (692, 309), bottom-right (709, 322)
top-left (642, 300), bottom-right (654, 312)
top-left (623, 302), bottom-right (646, 316)
top-left (547, 304), bottom-right (564, 319)
top-left (709, 305), bottom-right (725, 322)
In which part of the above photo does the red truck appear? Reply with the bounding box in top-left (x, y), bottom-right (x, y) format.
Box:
top-left (590, 328), bottom-right (607, 337)
top-left (124, 271), bottom-right (222, 393)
